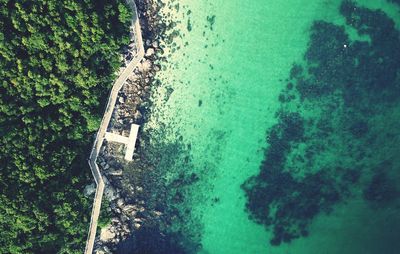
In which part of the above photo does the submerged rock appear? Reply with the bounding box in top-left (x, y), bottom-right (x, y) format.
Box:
top-left (241, 0), bottom-right (400, 246)
top-left (134, 222), bottom-right (141, 229)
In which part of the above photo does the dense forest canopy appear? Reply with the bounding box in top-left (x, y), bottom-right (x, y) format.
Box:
top-left (0, 0), bottom-right (132, 253)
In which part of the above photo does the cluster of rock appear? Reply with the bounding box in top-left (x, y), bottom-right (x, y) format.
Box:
top-left (109, 41), bottom-right (158, 135)
top-left (92, 139), bottom-right (169, 253)
top-left (88, 155), bottom-right (145, 253)
top-left (91, 53), bottom-right (159, 253)
top-left (88, 5), bottom-right (164, 254)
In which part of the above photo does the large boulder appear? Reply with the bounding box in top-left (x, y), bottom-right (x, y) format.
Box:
top-left (134, 110), bottom-right (142, 120)
top-left (83, 183), bottom-right (96, 197)
top-left (100, 225), bottom-right (116, 242)
top-left (145, 47), bottom-right (155, 57)
top-left (108, 169), bottom-right (123, 176)
top-left (95, 246), bottom-right (111, 254)
top-left (138, 59), bottom-right (152, 72)
top-left (104, 185), bottom-right (119, 201)
top-left (122, 204), bottom-right (137, 213)
top-left (116, 198), bottom-right (125, 207)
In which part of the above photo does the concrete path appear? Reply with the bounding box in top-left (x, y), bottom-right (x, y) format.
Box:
top-left (84, 0), bottom-right (144, 253)
top-left (125, 124), bottom-right (139, 161)
top-left (104, 124), bottom-right (140, 161)
top-left (104, 132), bottom-right (132, 144)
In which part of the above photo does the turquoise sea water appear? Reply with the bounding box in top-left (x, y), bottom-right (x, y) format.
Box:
top-left (140, 0), bottom-right (400, 253)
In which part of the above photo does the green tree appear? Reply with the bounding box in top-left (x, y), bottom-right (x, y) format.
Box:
top-left (0, 0), bottom-right (133, 252)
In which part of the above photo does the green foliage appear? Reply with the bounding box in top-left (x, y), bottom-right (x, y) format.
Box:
top-left (0, 0), bottom-right (132, 253)
top-left (97, 199), bottom-right (112, 229)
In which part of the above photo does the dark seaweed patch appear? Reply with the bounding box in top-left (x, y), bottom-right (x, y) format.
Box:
top-left (363, 162), bottom-right (399, 205)
top-left (388, 0), bottom-right (400, 5)
top-left (206, 15), bottom-right (216, 31)
top-left (242, 0), bottom-right (400, 246)
top-left (116, 226), bottom-right (187, 254)
top-left (241, 113), bottom-right (352, 245)
top-left (187, 18), bottom-right (192, 32)
top-left (117, 129), bottom-right (204, 253)
top-left (349, 120), bottom-right (368, 138)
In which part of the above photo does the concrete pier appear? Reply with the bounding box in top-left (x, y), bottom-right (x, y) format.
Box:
top-left (84, 0), bottom-right (144, 253)
top-left (104, 124), bottom-right (140, 161)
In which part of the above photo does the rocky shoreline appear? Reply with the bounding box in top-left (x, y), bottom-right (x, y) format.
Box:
top-left (84, 1), bottom-right (174, 253)
top-left (85, 1), bottom-right (202, 253)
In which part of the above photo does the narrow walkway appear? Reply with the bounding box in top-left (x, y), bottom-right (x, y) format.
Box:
top-left (104, 124), bottom-right (140, 161)
top-left (125, 124), bottom-right (140, 161)
top-left (84, 0), bottom-right (144, 253)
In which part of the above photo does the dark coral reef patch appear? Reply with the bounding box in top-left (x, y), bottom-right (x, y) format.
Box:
top-left (242, 0), bottom-right (400, 246)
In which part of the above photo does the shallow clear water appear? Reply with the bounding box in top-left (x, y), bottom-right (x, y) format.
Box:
top-left (143, 0), bottom-right (400, 253)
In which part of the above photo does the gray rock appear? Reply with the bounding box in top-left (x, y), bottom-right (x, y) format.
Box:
top-left (116, 198), bottom-right (125, 207)
top-left (123, 111), bottom-right (130, 118)
top-left (111, 217), bottom-right (120, 224)
top-left (130, 210), bottom-right (137, 217)
top-left (134, 110), bottom-right (142, 120)
top-left (139, 59), bottom-right (152, 72)
top-left (83, 183), bottom-right (96, 197)
top-left (100, 225), bottom-right (116, 242)
top-left (134, 223), bottom-right (141, 229)
top-left (109, 169), bottom-right (123, 176)
top-left (133, 218), bottom-right (143, 223)
top-left (122, 204), bottom-right (137, 213)
top-left (123, 224), bottom-right (130, 234)
top-left (104, 185), bottom-right (118, 201)
top-left (145, 48), bottom-right (155, 57)
top-left (153, 210), bottom-right (163, 217)
top-left (145, 39), bottom-right (151, 47)
top-left (95, 249), bottom-right (106, 254)
top-left (120, 214), bottom-right (129, 223)
top-left (127, 75), bottom-right (139, 83)
top-left (111, 237), bottom-right (120, 244)
top-left (103, 176), bottom-right (110, 185)
top-left (103, 246), bottom-right (111, 254)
